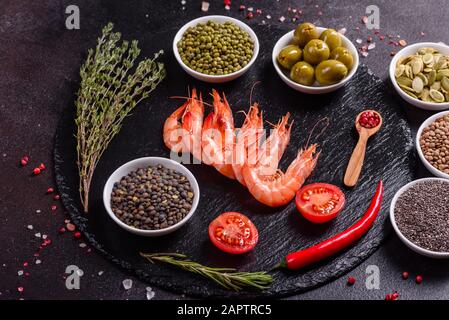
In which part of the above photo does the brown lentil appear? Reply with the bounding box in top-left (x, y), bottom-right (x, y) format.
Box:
top-left (110, 164), bottom-right (194, 230)
top-left (420, 115), bottom-right (449, 174)
top-left (394, 180), bottom-right (449, 252)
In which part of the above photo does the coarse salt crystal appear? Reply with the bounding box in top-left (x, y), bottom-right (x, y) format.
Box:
top-left (18, 270), bottom-right (24, 276)
top-left (201, 1), bottom-right (209, 12)
top-left (279, 16), bottom-right (285, 22)
top-left (266, 15), bottom-right (271, 19)
top-left (224, 5), bottom-right (230, 10)
top-left (42, 234), bottom-right (48, 240)
top-left (337, 28), bottom-right (347, 35)
top-left (247, 7), bottom-right (253, 12)
top-left (356, 39), bottom-right (363, 44)
top-left (36, 209), bottom-right (41, 214)
top-left (27, 225), bottom-right (33, 230)
top-left (35, 259), bottom-right (41, 265)
top-left (98, 271), bottom-right (104, 276)
top-left (122, 279), bottom-right (133, 290)
top-left (181, 0), bottom-right (186, 4)
top-left (35, 232), bottom-right (41, 238)
top-left (368, 43), bottom-right (376, 50)
top-left (146, 287), bottom-right (155, 300)
top-left (79, 243), bottom-right (87, 248)
top-left (361, 51), bottom-right (369, 57)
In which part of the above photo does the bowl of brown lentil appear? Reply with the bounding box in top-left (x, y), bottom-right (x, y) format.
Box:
top-left (103, 157), bottom-right (200, 237)
top-left (416, 110), bottom-right (449, 179)
top-left (173, 15), bottom-right (259, 83)
top-left (390, 178), bottom-right (449, 258)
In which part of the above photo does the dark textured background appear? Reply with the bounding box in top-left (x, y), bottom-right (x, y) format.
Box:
top-left (1, 0), bottom-right (449, 300)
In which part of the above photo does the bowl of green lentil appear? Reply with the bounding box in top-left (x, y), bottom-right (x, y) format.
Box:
top-left (173, 15), bottom-right (259, 83)
top-left (103, 157), bottom-right (200, 237)
top-left (390, 178), bottom-right (449, 258)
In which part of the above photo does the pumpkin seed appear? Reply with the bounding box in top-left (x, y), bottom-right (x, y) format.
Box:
top-left (428, 70), bottom-right (437, 86)
top-left (445, 92), bottom-right (449, 102)
top-left (412, 77), bottom-right (424, 93)
top-left (395, 64), bottom-right (405, 78)
top-left (404, 90), bottom-right (419, 99)
top-left (421, 88), bottom-right (431, 102)
top-left (417, 73), bottom-right (428, 86)
top-left (423, 53), bottom-right (434, 65)
top-left (436, 69), bottom-right (449, 81)
top-left (442, 77), bottom-right (449, 92)
top-left (430, 89), bottom-right (445, 103)
top-left (397, 77), bottom-right (413, 87)
top-left (431, 81), bottom-right (441, 91)
top-left (418, 47), bottom-right (438, 55)
top-left (411, 58), bottom-right (424, 75)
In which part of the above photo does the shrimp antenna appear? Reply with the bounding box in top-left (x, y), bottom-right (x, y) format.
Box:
top-left (305, 117), bottom-right (330, 147)
top-left (169, 96), bottom-right (213, 107)
top-left (249, 81), bottom-right (261, 107)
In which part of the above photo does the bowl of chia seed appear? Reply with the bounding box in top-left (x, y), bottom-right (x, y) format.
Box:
top-left (390, 178), bottom-right (449, 258)
top-left (103, 157), bottom-right (200, 237)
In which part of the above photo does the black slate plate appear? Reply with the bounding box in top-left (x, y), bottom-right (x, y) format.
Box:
top-left (54, 25), bottom-right (414, 298)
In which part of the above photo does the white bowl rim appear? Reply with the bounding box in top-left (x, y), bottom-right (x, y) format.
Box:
top-left (172, 15), bottom-right (259, 80)
top-left (389, 41), bottom-right (449, 108)
top-left (390, 177), bottom-right (449, 258)
top-left (272, 28), bottom-right (360, 91)
top-left (415, 110), bottom-right (449, 179)
top-left (103, 156), bottom-right (200, 235)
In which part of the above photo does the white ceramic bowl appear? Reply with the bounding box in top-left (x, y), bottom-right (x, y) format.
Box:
top-left (389, 42), bottom-right (449, 111)
top-left (416, 110), bottom-right (449, 179)
top-left (390, 178), bottom-right (449, 258)
top-left (272, 28), bottom-right (359, 94)
top-left (173, 15), bottom-right (259, 83)
top-left (103, 157), bottom-right (200, 237)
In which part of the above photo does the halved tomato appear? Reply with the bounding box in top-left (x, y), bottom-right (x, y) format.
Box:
top-left (295, 183), bottom-right (346, 223)
top-left (208, 212), bottom-right (259, 254)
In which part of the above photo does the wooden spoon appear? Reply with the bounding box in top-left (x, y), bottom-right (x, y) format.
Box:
top-left (344, 110), bottom-right (382, 187)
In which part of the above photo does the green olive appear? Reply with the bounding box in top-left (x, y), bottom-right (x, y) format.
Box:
top-left (303, 39), bottom-right (330, 65)
top-left (315, 60), bottom-right (348, 85)
top-left (319, 29), bottom-right (342, 51)
top-left (293, 22), bottom-right (319, 48)
top-left (330, 47), bottom-right (354, 69)
top-left (290, 61), bottom-right (315, 86)
top-left (277, 45), bottom-right (303, 70)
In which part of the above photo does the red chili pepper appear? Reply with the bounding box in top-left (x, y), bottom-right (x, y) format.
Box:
top-left (278, 181), bottom-right (383, 270)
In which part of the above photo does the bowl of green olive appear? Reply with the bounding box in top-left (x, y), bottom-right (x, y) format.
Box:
top-left (173, 15), bottom-right (259, 83)
top-left (272, 22), bottom-right (359, 94)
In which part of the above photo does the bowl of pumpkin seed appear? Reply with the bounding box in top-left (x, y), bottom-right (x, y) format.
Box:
top-left (390, 42), bottom-right (449, 111)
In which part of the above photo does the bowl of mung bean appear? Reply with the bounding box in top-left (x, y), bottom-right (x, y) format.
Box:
top-left (103, 157), bottom-right (200, 237)
top-left (173, 15), bottom-right (259, 83)
top-left (416, 110), bottom-right (449, 179)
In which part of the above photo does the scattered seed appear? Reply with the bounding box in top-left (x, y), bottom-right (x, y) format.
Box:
top-left (201, 1), bottom-right (209, 12)
top-left (347, 277), bottom-right (356, 285)
top-left (399, 39), bottom-right (407, 47)
top-left (66, 223), bottom-right (76, 232)
top-left (416, 275), bottom-right (423, 284)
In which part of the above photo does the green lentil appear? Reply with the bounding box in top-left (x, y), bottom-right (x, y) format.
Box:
top-left (178, 20), bottom-right (254, 76)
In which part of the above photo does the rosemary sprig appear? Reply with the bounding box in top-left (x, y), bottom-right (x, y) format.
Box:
top-left (75, 23), bottom-right (166, 212)
top-left (140, 252), bottom-right (273, 291)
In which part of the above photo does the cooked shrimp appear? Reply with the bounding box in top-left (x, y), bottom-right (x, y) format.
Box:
top-left (232, 104), bottom-right (264, 185)
top-left (242, 144), bottom-right (319, 207)
top-left (256, 113), bottom-right (292, 177)
top-left (181, 90), bottom-right (204, 161)
top-left (202, 90), bottom-right (236, 179)
top-left (163, 99), bottom-right (190, 153)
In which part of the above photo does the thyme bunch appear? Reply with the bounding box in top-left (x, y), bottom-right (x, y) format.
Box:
top-left (140, 252), bottom-right (273, 291)
top-left (75, 23), bottom-right (165, 212)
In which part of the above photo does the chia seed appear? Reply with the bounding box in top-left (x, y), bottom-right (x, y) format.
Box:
top-left (110, 164), bottom-right (194, 230)
top-left (394, 180), bottom-right (449, 252)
